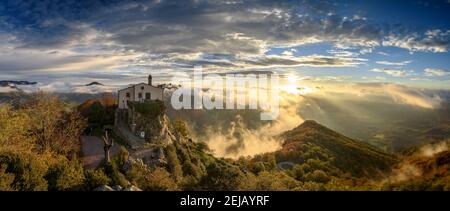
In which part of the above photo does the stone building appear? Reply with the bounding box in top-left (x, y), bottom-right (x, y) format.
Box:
top-left (117, 75), bottom-right (164, 109)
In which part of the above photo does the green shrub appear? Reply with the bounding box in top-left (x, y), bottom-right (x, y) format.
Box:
top-left (125, 162), bottom-right (149, 186)
top-left (84, 169), bottom-right (111, 190)
top-left (166, 145), bottom-right (183, 181)
top-left (45, 158), bottom-right (85, 191)
top-left (0, 151), bottom-right (48, 191)
top-left (252, 162), bottom-right (266, 174)
top-left (290, 164), bottom-right (306, 181)
top-left (306, 170), bottom-right (330, 184)
top-left (130, 100), bottom-right (165, 117)
top-left (103, 161), bottom-right (129, 188)
top-left (182, 160), bottom-right (201, 179)
top-left (172, 119), bottom-right (190, 138)
top-left (140, 167), bottom-right (179, 191)
top-left (113, 146), bottom-right (129, 168)
top-left (0, 164), bottom-right (15, 191)
top-left (240, 171), bottom-right (300, 191)
top-left (125, 162), bottom-right (178, 191)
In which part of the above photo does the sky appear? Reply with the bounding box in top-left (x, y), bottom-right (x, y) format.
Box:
top-left (0, 0), bottom-right (449, 90)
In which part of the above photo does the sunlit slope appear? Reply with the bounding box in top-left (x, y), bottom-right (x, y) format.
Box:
top-left (277, 120), bottom-right (398, 177)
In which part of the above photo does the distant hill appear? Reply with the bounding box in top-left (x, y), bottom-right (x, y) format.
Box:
top-left (0, 80), bottom-right (37, 93)
top-left (85, 82), bottom-right (104, 86)
top-left (276, 120), bottom-right (397, 178)
top-left (424, 123), bottom-right (450, 142)
top-left (0, 80), bottom-right (37, 86)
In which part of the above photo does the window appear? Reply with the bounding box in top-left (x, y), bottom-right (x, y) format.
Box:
top-left (126, 92), bottom-right (130, 98)
top-left (145, 93), bottom-right (151, 100)
top-left (138, 93), bottom-right (142, 98)
top-left (141, 86), bottom-right (144, 90)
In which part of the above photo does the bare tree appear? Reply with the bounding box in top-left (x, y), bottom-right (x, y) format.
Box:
top-left (102, 129), bottom-right (114, 163)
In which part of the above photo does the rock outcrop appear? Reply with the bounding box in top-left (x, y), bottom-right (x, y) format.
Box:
top-left (115, 100), bottom-right (176, 148)
top-left (93, 185), bottom-right (142, 191)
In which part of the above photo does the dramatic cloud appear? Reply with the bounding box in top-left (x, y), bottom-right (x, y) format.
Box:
top-left (0, 0), bottom-right (449, 88)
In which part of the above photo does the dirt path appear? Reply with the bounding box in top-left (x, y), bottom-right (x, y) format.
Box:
top-left (81, 136), bottom-right (121, 169)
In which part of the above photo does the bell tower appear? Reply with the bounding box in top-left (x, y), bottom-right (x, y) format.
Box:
top-left (148, 74), bottom-right (152, 86)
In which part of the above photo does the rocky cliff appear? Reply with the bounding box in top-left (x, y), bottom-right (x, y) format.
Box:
top-left (115, 100), bottom-right (176, 148)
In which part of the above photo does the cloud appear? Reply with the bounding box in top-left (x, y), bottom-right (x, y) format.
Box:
top-left (327, 50), bottom-right (360, 57)
top-left (383, 30), bottom-right (450, 53)
top-left (306, 76), bottom-right (353, 82)
top-left (376, 60), bottom-right (412, 66)
top-left (39, 82), bottom-right (118, 94)
top-left (409, 77), bottom-right (430, 81)
top-left (361, 76), bottom-right (386, 81)
top-left (0, 81), bottom-right (120, 94)
top-left (239, 54), bottom-right (367, 68)
top-left (305, 82), bottom-right (444, 109)
top-left (424, 68), bottom-right (450, 77)
top-left (281, 48), bottom-right (297, 56)
top-left (377, 51), bottom-right (390, 56)
top-left (389, 142), bottom-right (449, 182)
top-left (370, 68), bottom-right (414, 77)
top-left (204, 92), bottom-right (304, 158)
top-left (0, 86), bottom-right (18, 93)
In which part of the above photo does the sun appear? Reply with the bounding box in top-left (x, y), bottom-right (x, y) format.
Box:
top-left (287, 74), bottom-right (297, 84)
top-left (281, 74), bottom-right (315, 95)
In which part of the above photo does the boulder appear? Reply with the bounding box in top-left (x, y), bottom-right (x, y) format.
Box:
top-left (123, 185), bottom-right (142, 191)
top-left (93, 185), bottom-right (114, 191)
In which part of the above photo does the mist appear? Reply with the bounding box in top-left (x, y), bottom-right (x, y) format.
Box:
top-left (202, 93), bottom-right (304, 158)
top-left (167, 82), bottom-right (450, 159)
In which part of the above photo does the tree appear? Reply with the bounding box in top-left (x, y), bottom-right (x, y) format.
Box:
top-left (172, 118), bottom-right (190, 138)
top-left (102, 129), bottom-right (114, 163)
top-left (21, 92), bottom-right (87, 156)
top-left (200, 161), bottom-right (246, 191)
top-left (306, 170), bottom-right (330, 184)
top-left (0, 104), bottom-right (33, 152)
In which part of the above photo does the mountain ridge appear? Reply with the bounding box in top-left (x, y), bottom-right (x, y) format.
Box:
top-left (276, 120), bottom-right (397, 178)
